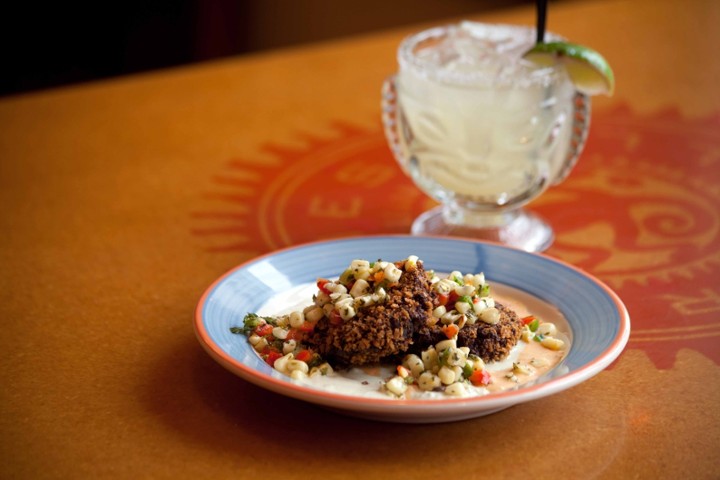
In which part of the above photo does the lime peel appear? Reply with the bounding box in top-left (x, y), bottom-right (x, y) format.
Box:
top-left (523, 41), bottom-right (615, 96)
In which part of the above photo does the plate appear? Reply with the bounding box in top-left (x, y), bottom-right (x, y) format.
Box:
top-left (194, 236), bottom-right (630, 423)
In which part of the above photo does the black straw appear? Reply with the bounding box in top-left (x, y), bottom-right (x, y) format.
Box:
top-left (536, 0), bottom-right (548, 43)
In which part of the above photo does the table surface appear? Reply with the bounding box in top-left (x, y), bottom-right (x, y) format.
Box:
top-left (2, 0), bottom-right (719, 478)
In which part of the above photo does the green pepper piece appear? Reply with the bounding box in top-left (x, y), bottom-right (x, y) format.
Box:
top-left (458, 295), bottom-right (473, 306)
top-left (339, 268), bottom-right (354, 285)
top-left (528, 318), bottom-right (540, 332)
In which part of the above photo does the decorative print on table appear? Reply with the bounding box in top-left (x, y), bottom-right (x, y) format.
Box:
top-left (538, 106), bottom-right (720, 368)
top-left (191, 122), bottom-right (432, 255)
top-left (191, 106), bottom-right (720, 368)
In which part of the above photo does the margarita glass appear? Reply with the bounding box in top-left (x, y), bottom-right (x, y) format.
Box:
top-left (382, 22), bottom-right (590, 252)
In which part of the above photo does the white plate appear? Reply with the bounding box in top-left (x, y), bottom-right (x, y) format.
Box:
top-left (195, 236), bottom-right (630, 423)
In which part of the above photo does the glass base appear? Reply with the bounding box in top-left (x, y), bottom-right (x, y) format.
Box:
top-left (411, 206), bottom-right (554, 252)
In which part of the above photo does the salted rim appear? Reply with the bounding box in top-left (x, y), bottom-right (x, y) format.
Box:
top-left (397, 22), bottom-right (567, 88)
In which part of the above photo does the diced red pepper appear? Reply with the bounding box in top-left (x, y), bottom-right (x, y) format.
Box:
top-left (329, 309), bottom-right (343, 326)
top-left (285, 328), bottom-right (305, 342)
top-left (265, 350), bottom-right (283, 367)
top-left (438, 293), bottom-right (449, 306)
top-left (522, 315), bottom-right (536, 325)
top-left (295, 349), bottom-right (313, 363)
top-left (317, 278), bottom-right (331, 295)
top-left (254, 323), bottom-right (274, 337)
top-left (298, 321), bottom-right (316, 333)
top-left (441, 324), bottom-right (459, 339)
top-left (469, 369), bottom-right (492, 387)
top-left (447, 291), bottom-right (459, 305)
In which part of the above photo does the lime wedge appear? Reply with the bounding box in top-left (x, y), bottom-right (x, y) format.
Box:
top-left (523, 42), bottom-right (615, 96)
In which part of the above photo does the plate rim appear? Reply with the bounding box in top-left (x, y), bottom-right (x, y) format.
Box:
top-left (194, 234), bottom-right (630, 412)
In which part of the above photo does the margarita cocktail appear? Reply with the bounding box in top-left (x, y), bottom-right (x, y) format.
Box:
top-left (383, 22), bottom-right (591, 251)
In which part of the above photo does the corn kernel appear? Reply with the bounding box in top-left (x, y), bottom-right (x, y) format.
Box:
top-left (350, 259), bottom-right (370, 271)
top-left (403, 354), bottom-right (425, 377)
top-left (384, 264), bottom-right (403, 283)
top-left (274, 353), bottom-right (293, 374)
top-left (445, 382), bottom-right (467, 397)
top-left (479, 307), bottom-right (500, 325)
top-left (289, 311), bottom-right (305, 328)
top-left (338, 304), bottom-right (356, 320)
top-left (455, 301), bottom-right (471, 315)
top-left (473, 297), bottom-right (495, 313)
top-left (433, 305), bottom-right (447, 318)
top-left (469, 356), bottom-right (485, 371)
top-left (440, 311), bottom-right (459, 325)
top-left (326, 282), bottom-right (347, 294)
top-left (304, 306), bottom-right (324, 323)
top-left (454, 284), bottom-right (475, 296)
top-left (272, 326), bottom-right (288, 339)
top-left (253, 337), bottom-right (268, 352)
top-left (438, 365), bottom-right (456, 385)
top-left (435, 338), bottom-right (457, 351)
top-left (309, 362), bottom-right (334, 377)
top-left (405, 255), bottom-right (419, 271)
top-left (446, 348), bottom-right (467, 367)
top-left (537, 322), bottom-right (557, 337)
top-left (385, 376), bottom-right (408, 397)
top-left (541, 336), bottom-right (565, 351)
top-left (521, 326), bottom-right (533, 342)
top-left (418, 371), bottom-right (441, 391)
top-left (313, 291), bottom-right (331, 307)
top-left (353, 295), bottom-right (374, 308)
top-left (512, 362), bottom-right (532, 375)
top-left (288, 359), bottom-right (309, 374)
top-left (349, 279), bottom-right (370, 298)
top-left (421, 347), bottom-right (439, 370)
top-left (283, 339), bottom-right (297, 354)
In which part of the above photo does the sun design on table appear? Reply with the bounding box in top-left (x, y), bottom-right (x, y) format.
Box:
top-left (536, 105), bottom-right (720, 367)
top-left (191, 106), bottom-right (720, 368)
top-left (540, 106), bottom-right (720, 289)
top-left (190, 122), bottom-right (432, 256)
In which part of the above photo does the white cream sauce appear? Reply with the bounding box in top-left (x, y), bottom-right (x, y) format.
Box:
top-left (255, 280), bottom-right (571, 399)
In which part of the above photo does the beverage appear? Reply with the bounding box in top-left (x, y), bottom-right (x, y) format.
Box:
top-left (383, 22), bottom-right (590, 251)
top-left (396, 22), bottom-right (575, 209)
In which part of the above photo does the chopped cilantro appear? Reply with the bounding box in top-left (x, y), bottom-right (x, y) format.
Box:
top-left (458, 295), bottom-right (473, 306)
top-left (240, 313), bottom-right (270, 335)
top-left (438, 348), bottom-right (452, 366)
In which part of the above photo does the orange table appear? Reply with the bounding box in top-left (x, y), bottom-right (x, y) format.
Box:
top-left (1, 0), bottom-right (719, 478)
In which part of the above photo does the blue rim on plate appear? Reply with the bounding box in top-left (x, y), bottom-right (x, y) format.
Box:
top-left (194, 235), bottom-right (630, 423)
